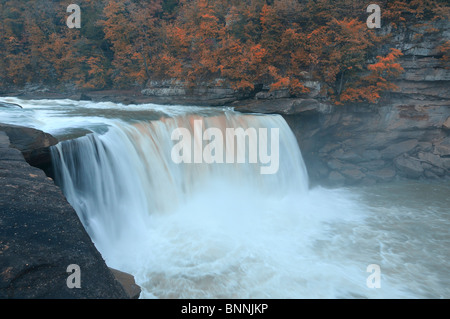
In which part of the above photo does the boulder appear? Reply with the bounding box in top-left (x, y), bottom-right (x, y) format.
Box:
top-left (327, 159), bottom-right (346, 171)
top-left (380, 139), bottom-right (419, 160)
top-left (328, 171), bottom-right (345, 185)
top-left (441, 158), bottom-right (450, 170)
top-left (417, 142), bottom-right (433, 152)
top-left (366, 168), bottom-right (397, 182)
top-left (361, 149), bottom-right (381, 161)
top-left (443, 117), bottom-right (450, 130)
top-left (79, 93), bottom-right (92, 101)
top-left (433, 137), bottom-right (450, 157)
top-left (341, 168), bottom-right (366, 183)
top-left (0, 123), bottom-right (58, 169)
top-left (68, 93), bottom-right (92, 101)
top-left (109, 268), bottom-right (141, 299)
top-left (424, 170), bottom-right (440, 179)
top-left (362, 160), bottom-right (387, 170)
top-left (331, 149), bottom-right (363, 163)
top-left (418, 152), bottom-right (443, 168)
top-left (394, 155), bottom-right (424, 178)
top-left (319, 143), bottom-right (340, 154)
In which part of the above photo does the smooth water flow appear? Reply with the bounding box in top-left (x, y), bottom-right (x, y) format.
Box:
top-left (1, 97), bottom-right (449, 298)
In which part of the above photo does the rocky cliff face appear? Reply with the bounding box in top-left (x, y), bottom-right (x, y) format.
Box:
top-left (0, 127), bottom-right (133, 298)
top-left (281, 102), bottom-right (449, 186)
top-left (235, 20), bottom-right (450, 186)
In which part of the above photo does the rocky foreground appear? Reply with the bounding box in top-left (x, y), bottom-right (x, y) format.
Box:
top-left (0, 125), bottom-right (139, 298)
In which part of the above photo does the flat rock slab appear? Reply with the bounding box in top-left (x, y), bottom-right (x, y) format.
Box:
top-left (0, 131), bottom-right (129, 298)
top-left (0, 123), bottom-right (58, 168)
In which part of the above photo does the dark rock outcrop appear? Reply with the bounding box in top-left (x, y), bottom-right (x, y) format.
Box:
top-left (234, 98), bottom-right (332, 115)
top-left (109, 268), bottom-right (141, 299)
top-left (0, 131), bottom-right (132, 298)
top-left (283, 102), bottom-right (448, 186)
top-left (141, 80), bottom-right (254, 106)
top-left (0, 124), bottom-right (58, 172)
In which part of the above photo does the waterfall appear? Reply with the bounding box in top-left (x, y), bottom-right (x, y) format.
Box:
top-left (52, 112), bottom-right (309, 233)
top-left (47, 109), bottom-right (417, 299)
top-left (52, 111), bottom-right (343, 297)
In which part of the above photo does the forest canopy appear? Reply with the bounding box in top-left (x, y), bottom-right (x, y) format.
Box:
top-left (0, 0), bottom-right (448, 104)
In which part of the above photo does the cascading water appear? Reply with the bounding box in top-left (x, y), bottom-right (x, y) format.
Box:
top-left (1, 97), bottom-right (449, 298)
top-left (50, 113), bottom-right (309, 245)
top-left (47, 111), bottom-right (392, 298)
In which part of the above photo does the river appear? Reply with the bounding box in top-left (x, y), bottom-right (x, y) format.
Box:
top-left (1, 97), bottom-right (448, 299)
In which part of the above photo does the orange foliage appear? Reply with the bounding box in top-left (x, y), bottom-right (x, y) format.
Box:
top-left (340, 48), bottom-right (404, 103)
top-left (0, 0), bottom-right (447, 104)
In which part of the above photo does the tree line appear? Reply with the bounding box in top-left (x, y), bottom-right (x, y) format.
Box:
top-left (0, 0), bottom-right (448, 104)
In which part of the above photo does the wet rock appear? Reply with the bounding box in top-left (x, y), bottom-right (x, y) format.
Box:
top-left (0, 123), bottom-right (58, 169)
top-left (327, 159), bottom-right (345, 171)
top-left (341, 168), bottom-right (366, 183)
top-left (366, 168), bottom-right (396, 182)
top-left (362, 150), bottom-right (381, 161)
top-left (331, 149), bottom-right (363, 163)
top-left (109, 268), bottom-right (141, 299)
top-left (234, 98), bottom-right (332, 115)
top-left (433, 137), bottom-right (450, 157)
top-left (424, 170), bottom-right (440, 179)
top-left (362, 160), bottom-right (387, 171)
top-left (69, 93), bottom-right (92, 101)
top-left (417, 142), bottom-right (433, 152)
top-left (319, 143), bottom-right (340, 154)
top-left (255, 89), bottom-right (290, 99)
top-left (441, 158), bottom-right (450, 170)
top-left (418, 152), bottom-right (443, 168)
top-left (394, 155), bottom-right (424, 178)
top-left (328, 171), bottom-right (345, 185)
top-left (0, 132), bottom-right (129, 298)
top-left (380, 139), bottom-right (419, 160)
top-left (79, 93), bottom-right (92, 101)
top-left (443, 117), bottom-right (450, 130)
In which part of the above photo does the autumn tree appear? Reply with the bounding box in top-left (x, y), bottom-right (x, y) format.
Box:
top-left (340, 48), bottom-right (404, 104)
top-left (102, 0), bottom-right (162, 88)
top-left (0, 0), bottom-right (447, 104)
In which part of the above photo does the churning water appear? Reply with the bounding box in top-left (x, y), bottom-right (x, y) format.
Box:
top-left (1, 97), bottom-right (449, 298)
